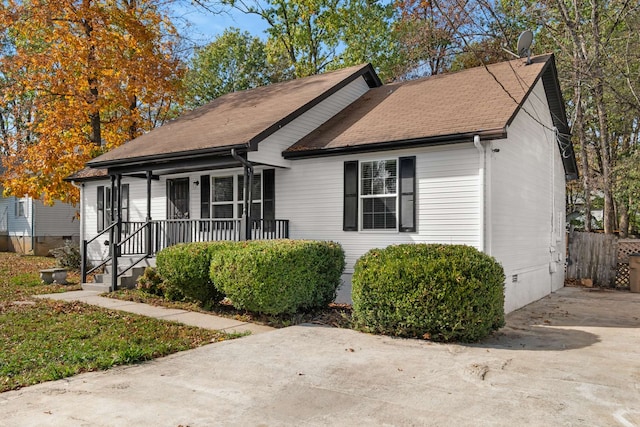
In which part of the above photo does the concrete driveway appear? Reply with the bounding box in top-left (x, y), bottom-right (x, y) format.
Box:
top-left (1, 286), bottom-right (639, 426)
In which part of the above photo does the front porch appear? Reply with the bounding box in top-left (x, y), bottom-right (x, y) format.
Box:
top-left (81, 218), bottom-right (289, 289)
top-left (74, 142), bottom-right (289, 291)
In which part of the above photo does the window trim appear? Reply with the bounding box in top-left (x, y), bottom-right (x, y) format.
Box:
top-left (359, 159), bottom-right (398, 231)
top-left (209, 173), bottom-right (263, 220)
top-left (343, 157), bottom-right (416, 233)
top-left (15, 198), bottom-right (26, 218)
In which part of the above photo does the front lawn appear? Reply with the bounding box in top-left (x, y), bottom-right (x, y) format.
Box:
top-left (0, 253), bottom-right (236, 392)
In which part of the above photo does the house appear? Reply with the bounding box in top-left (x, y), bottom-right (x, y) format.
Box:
top-left (69, 54), bottom-right (578, 313)
top-left (0, 193), bottom-right (80, 256)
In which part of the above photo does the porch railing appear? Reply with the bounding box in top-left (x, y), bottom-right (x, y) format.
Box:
top-left (151, 218), bottom-right (289, 253)
top-left (82, 218), bottom-right (290, 282)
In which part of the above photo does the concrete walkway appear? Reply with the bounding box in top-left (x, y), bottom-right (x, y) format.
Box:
top-left (3, 287), bottom-right (640, 426)
top-left (34, 290), bottom-right (274, 335)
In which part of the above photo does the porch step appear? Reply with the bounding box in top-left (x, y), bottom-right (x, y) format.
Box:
top-left (81, 282), bottom-right (112, 292)
top-left (83, 257), bottom-right (155, 292)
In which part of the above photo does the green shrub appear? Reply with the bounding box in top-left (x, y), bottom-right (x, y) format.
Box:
top-left (352, 244), bottom-right (505, 342)
top-left (136, 267), bottom-right (166, 297)
top-left (156, 242), bottom-right (229, 304)
top-left (210, 240), bottom-right (345, 315)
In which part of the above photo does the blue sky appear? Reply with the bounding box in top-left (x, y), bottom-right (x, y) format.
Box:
top-left (170, 2), bottom-right (269, 45)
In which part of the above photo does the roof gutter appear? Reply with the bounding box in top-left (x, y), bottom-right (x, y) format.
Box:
top-left (283, 129), bottom-right (507, 160)
top-left (87, 144), bottom-right (247, 169)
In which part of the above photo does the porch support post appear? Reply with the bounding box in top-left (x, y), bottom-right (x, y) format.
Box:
top-left (247, 166), bottom-right (253, 239)
top-left (109, 174), bottom-right (117, 291)
top-left (112, 174), bottom-right (122, 292)
top-left (240, 166), bottom-right (249, 241)
top-left (146, 170), bottom-right (152, 256)
top-left (231, 149), bottom-right (254, 241)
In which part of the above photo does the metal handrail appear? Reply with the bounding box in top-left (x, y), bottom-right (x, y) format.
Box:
top-left (81, 222), bottom-right (118, 283)
top-left (85, 222), bottom-right (117, 246)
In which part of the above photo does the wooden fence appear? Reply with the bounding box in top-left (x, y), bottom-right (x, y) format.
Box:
top-left (566, 231), bottom-right (640, 287)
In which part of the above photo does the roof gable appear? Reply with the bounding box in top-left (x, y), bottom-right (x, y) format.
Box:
top-left (286, 54), bottom-right (553, 155)
top-left (284, 54), bottom-right (577, 180)
top-left (88, 63), bottom-right (381, 168)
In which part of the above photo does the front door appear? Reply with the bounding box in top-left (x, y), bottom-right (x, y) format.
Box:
top-left (167, 178), bottom-right (190, 245)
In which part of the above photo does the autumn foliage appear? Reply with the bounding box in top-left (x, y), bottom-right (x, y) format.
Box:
top-left (0, 0), bottom-right (184, 204)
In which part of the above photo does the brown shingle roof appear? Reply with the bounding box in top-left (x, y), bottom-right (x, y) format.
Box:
top-left (65, 167), bottom-right (108, 181)
top-left (88, 63), bottom-right (379, 168)
top-left (285, 54), bottom-right (553, 155)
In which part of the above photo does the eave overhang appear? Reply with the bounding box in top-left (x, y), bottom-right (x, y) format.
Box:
top-left (282, 128), bottom-right (508, 159)
top-left (504, 55), bottom-right (578, 181)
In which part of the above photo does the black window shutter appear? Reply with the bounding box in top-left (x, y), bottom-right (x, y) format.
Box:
top-left (200, 175), bottom-right (210, 219)
top-left (343, 161), bottom-right (358, 231)
top-left (262, 169), bottom-right (275, 232)
top-left (263, 169), bottom-right (275, 221)
top-left (97, 186), bottom-right (104, 232)
top-left (121, 184), bottom-right (129, 222)
top-left (399, 156), bottom-right (416, 232)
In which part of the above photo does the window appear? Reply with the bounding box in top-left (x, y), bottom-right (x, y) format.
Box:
top-left (15, 198), bottom-right (26, 217)
top-left (212, 176), bottom-right (234, 218)
top-left (97, 184), bottom-right (129, 232)
top-left (361, 160), bottom-right (397, 230)
top-left (210, 174), bottom-right (262, 219)
top-left (237, 174), bottom-right (262, 220)
top-left (343, 157), bottom-right (415, 232)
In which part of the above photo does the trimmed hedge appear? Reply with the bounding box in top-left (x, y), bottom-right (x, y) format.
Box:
top-left (352, 244), bottom-right (505, 342)
top-left (156, 242), bottom-right (230, 304)
top-left (210, 240), bottom-right (345, 315)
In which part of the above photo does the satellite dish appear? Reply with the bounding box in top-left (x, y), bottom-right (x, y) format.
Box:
top-left (517, 30), bottom-right (533, 64)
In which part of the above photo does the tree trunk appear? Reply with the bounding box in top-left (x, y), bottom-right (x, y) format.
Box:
top-left (128, 94), bottom-right (137, 141)
top-left (83, 0), bottom-right (101, 146)
top-left (573, 53), bottom-right (591, 231)
top-left (590, 0), bottom-right (615, 234)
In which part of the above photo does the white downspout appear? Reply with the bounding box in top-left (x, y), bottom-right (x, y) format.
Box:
top-left (473, 135), bottom-right (485, 253)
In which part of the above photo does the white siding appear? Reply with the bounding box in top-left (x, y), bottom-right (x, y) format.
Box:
top-left (33, 200), bottom-right (79, 237)
top-left (83, 177), bottom-right (169, 263)
top-left (489, 79), bottom-right (566, 312)
top-left (0, 196), bottom-right (10, 233)
top-left (248, 77), bottom-right (371, 168)
top-left (6, 196), bottom-right (33, 237)
top-left (276, 143), bottom-right (482, 272)
top-left (82, 181), bottom-right (105, 262)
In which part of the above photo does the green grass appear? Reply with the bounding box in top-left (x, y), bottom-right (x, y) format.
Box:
top-left (0, 253), bottom-right (237, 392)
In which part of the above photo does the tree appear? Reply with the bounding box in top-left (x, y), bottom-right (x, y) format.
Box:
top-left (183, 28), bottom-right (287, 108)
top-left (394, 0), bottom-right (483, 78)
top-left (454, 0), bottom-right (640, 235)
top-left (221, 0), bottom-right (400, 80)
top-left (332, 0), bottom-right (399, 82)
top-left (535, 0), bottom-right (640, 234)
top-left (0, 0), bottom-right (184, 205)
